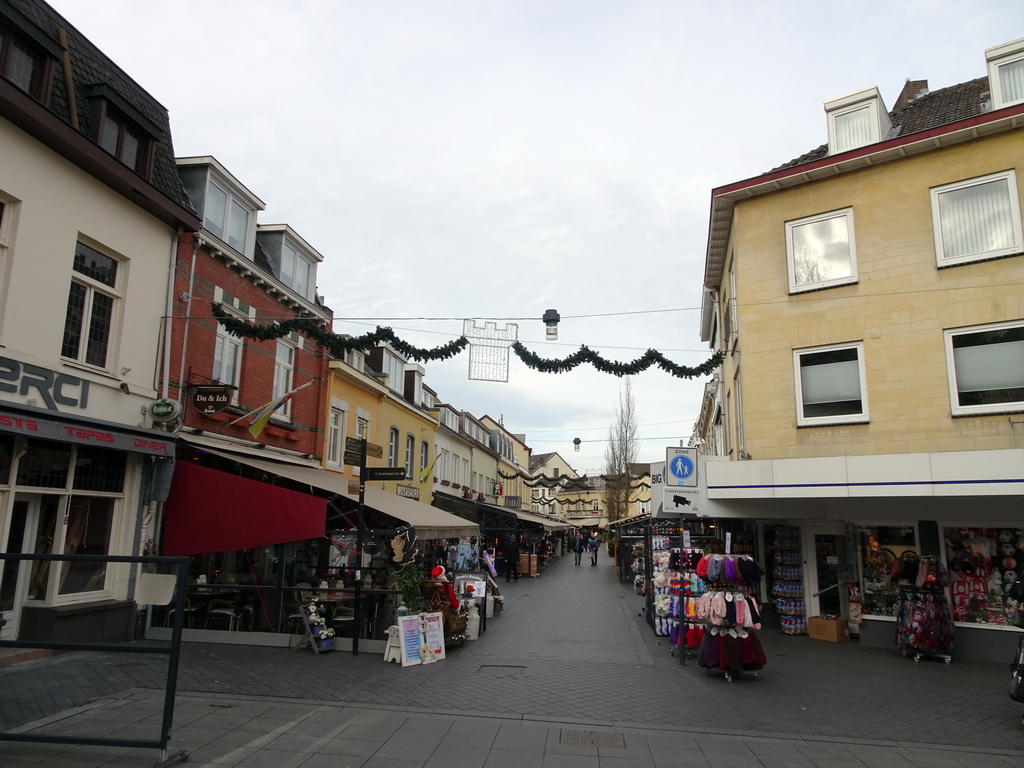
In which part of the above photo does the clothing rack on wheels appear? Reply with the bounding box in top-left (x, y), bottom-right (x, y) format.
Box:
top-left (892, 552), bottom-right (954, 664)
top-left (669, 548), bottom-right (709, 666)
top-left (695, 553), bottom-right (767, 682)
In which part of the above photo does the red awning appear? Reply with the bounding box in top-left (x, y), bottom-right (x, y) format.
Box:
top-left (162, 461), bottom-right (326, 556)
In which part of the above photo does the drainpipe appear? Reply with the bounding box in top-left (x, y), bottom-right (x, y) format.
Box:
top-left (174, 234), bottom-right (201, 405)
top-left (160, 227), bottom-right (185, 400)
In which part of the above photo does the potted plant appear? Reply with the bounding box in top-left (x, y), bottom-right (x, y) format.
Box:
top-left (305, 601), bottom-right (335, 650)
top-left (392, 564), bottom-right (426, 613)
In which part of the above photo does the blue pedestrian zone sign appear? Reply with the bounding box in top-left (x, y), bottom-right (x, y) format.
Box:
top-left (665, 447), bottom-right (697, 487)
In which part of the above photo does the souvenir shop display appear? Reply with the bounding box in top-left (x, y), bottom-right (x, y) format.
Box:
top-left (649, 532), bottom-right (675, 637)
top-left (857, 526), bottom-right (916, 617)
top-left (944, 527), bottom-right (1024, 626)
top-left (768, 525), bottom-right (806, 635)
top-left (695, 554), bottom-right (767, 682)
top-left (891, 552), bottom-right (954, 663)
top-left (672, 549), bottom-right (707, 657)
top-left (645, 522), bottom-right (677, 635)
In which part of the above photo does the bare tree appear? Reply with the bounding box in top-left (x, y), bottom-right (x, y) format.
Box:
top-left (604, 378), bottom-right (639, 523)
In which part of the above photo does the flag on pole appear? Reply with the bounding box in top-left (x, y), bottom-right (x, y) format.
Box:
top-left (420, 450), bottom-right (443, 484)
top-left (224, 381), bottom-right (313, 439)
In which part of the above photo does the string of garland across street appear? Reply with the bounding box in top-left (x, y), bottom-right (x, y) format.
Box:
top-left (211, 304), bottom-right (724, 380)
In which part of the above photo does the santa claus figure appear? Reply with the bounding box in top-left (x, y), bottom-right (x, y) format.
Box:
top-left (430, 566), bottom-right (461, 611)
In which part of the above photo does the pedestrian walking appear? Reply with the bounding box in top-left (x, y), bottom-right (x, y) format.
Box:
top-left (571, 532), bottom-right (585, 565)
top-left (586, 532), bottom-right (600, 566)
top-left (504, 534), bottom-right (521, 582)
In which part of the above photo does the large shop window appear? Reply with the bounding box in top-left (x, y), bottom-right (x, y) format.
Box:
top-left (17, 440), bottom-right (127, 602)
top-left (162, 462), bottom-right (326, 556)
top-left (793, 342), bottom-right (868, 426)
top-left (945, 526), bottom-right (1024, 626)
top-left (944, 322), bottom-right (1024, 415)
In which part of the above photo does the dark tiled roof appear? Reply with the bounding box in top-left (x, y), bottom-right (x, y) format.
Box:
top-left (6, 0), bottom-right (196, 214)
top-left (770, 77), bottom-right (992, 173)
top-left (529, 452), bottom-right (555, 472)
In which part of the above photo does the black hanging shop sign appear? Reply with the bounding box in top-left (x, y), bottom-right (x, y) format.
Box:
top-left (190, 385), bottom-right (233, 415)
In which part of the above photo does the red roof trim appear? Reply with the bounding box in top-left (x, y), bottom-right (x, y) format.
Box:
top-left (711, 102), bottom-right (1024, 199)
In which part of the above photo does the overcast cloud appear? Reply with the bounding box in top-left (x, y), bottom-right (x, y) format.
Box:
top-left (49, 0), bottom-right (1021, 474)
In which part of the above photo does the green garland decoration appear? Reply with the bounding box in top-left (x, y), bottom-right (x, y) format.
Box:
top-left (211, 304), bottom-right (723, 380)
top-left (511, 342), bottom-right (723, 379)
top-left (211, 305), bottom-right (468, 362)
top-left (498, 468), bottom-right (651, 489)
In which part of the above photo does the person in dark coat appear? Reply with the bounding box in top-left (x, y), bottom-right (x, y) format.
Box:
top-left (504, 535), bottom-right (521, 582)
top-left (571, 533), bottom-right (586, 565)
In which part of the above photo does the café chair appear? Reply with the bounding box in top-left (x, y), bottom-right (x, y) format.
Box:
top-left (164, 598), bottom-right (199, 629)
top-left (204, 598), bottom-right (239, 631)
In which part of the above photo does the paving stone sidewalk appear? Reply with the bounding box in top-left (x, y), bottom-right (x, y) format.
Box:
top-left (1, 549), bottom-right (1023, 767)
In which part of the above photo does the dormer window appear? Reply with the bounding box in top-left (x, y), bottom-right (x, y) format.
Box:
top-left (987, 37), bottom-right (1024, 109)
top-left (254, 225), bottom-right (321, 303)
top-left (177, 158), bottom-right (264, 259)
top-left (0, 12), bottom-right (58, 102)
top-left (205, 180), bottom-right (250, 253)
top-left (825, 87), bottom-right (891, 154)
top-left (85, 85), bottom-right (159, 176)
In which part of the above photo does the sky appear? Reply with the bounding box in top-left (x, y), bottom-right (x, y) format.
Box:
top-left (48, 0), bottom-right (1022, 475)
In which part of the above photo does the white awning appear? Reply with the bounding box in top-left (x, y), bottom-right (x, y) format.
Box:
top-left (514, 509), bottom-right (571, 531)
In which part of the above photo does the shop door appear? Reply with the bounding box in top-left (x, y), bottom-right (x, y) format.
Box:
top-left (804, 524), bottom-right (850, 620)
top-left (0, 495), bottom-right (58, 638)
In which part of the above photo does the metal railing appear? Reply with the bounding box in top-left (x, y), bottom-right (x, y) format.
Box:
top-left (0, 552), bottom-right (189, 765)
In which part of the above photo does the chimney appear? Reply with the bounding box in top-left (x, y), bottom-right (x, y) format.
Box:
top-left (894, 79), bottom-right (929, 111)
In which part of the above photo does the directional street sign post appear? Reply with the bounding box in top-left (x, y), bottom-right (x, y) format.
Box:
top-left (365, 467), bottom-right (407, 481)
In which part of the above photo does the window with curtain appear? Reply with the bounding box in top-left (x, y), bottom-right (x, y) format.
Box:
top-left (405, 434), bottom-right (415, 479)
top-left (945, 322), bottom-right (1024, 415)
top-left (997, 57), bottom-right (1024, 106)
top-left (931, 171), bottom-right (1023, 267)
top-left (832, 105), bottom-right (873, 152)
top-left (786, 209), bottom-right (857, 292)
top-left (794, 343), bottom-right (868, 425)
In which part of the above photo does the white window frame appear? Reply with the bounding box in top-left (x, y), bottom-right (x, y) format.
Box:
top-left (388, 428), bottom-right (399, 467)
top-left (786, 208), bottom-right (858, 293)
top-left (203, 178), bottom-right (254, 256)
top-left (825, 87), bottom-right (890, 155)
top-left (62, 240), bottom-right (123, 372)
top-left (279, 240), bottom-right (315, 300)
top-left (793, 341), bottom-right (869, 426)
top-left (987, 38), bottom-right (1024, 110)
top-left (405, 434), bottom-right (415, 479)
top-left (381, 351), bottom-right (404, 392)
top-left (930, 171), bottom-right (1023, 268)
top-left (944, 321), bottom-right (1024, 416)
top-left (212, 325), bottom-right (243, 402)
top-left (0, 194), bottom-right (13, 251)
top-left (326, 405), bottom-right (347, 467)
top-left (272, 340), bottom-right (295, 420)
